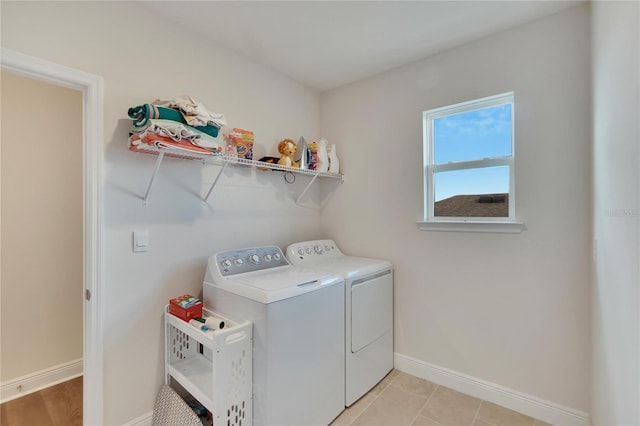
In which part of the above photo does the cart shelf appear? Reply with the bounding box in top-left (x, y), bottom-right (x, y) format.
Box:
top-left (165, 306), bottom-right (252, 426)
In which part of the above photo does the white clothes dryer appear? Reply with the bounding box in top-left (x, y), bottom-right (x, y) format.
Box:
top-left (286, 240), bottom-right (393, 407)
top-left (203, 246), bottom-right (345, 426)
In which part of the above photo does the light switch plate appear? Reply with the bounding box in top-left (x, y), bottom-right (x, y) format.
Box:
top-left (133, 230), bottom-right (149, 253)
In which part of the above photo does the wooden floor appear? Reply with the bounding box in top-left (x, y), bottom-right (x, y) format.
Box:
top-left (0, 376), bottom-right (82, 426)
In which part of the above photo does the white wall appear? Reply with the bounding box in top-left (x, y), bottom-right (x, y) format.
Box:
top-left (1, 71), bottom-right (83, 381)
top-left (6, 2), bottom-right (624, 424)
top-left (2, 2), bottom-right (325, 424)
top-left (591, 1), bottom-right (640, 425)
top-left (321, 4), bottom-right (591, 414)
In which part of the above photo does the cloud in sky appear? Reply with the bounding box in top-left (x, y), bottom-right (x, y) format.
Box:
top-left (434, 103), bottom-right (512, 164)
top-left (438, 104), bottom-right (511, 137)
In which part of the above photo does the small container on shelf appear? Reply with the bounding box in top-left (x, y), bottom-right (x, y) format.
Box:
top-left (169, 294), bottom-right (203, 322)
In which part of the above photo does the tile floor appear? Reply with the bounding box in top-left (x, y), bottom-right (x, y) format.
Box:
top-left (331, 370), bottom-right (553, 426)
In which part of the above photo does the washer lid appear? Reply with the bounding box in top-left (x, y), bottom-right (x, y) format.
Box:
top-left (204, 265), bottom-right (343, 304)
top-left (289, 255), bottom-right (392, 279)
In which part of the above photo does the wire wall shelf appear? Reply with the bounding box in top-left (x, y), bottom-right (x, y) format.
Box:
top-left (132, 146), bottom-right (343, 206)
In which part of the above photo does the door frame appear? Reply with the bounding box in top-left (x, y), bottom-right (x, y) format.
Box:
top-left (1, 48), bottom-right (104, 425)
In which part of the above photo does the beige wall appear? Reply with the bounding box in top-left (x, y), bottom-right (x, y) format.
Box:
top-left (320, 4), bottom-right (591, 413)
top-left (0, 71), bottom-right (83, 381)
top-left (591, 1), bottom-right (640, 424)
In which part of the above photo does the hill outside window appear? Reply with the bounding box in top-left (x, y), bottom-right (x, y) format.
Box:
top-left (418, 92), bottom-right (524, 233)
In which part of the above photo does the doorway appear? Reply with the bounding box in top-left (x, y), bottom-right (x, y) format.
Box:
top-left (0, 69), bottom-right (83, 423)
top-left (0, 49), bottom-right (104, 425)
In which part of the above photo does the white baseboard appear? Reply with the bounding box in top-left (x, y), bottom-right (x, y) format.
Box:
top-left (122, 411), bottom-right (153, 426)
top-left (394, 353), bottom-right (590, 426)
top-left (0, 358), bottom-right (83, 403)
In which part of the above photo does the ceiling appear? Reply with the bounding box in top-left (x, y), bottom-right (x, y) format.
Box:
top-left (142, 1), bottom-right (583, 92)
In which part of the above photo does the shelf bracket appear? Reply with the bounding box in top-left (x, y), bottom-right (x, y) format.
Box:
top-left (203, 161), bottom-right (228, 202)
top-left (295, 173), bottom-right (319, 205)
top-left (143, 151), bottom-right (165, 205)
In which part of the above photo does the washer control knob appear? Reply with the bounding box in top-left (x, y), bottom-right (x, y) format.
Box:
top-left (221, 259), bottom-right (232, 269)
top-left (264, 254), bottom-right (272, 262)
top-left (297, 248), bottom-right (305, 256)
top-left (305, 247), bottom-right (312, 254)
top-left (273, 253), bottom-right (281, 261)
top-left (325, 244), bottom-right (331, 251)
top-left (249, 254), bottom-right (260, 264)
top-left (314, 244), bottom-right (323, 254)
top-left (234, 258), bottom-right (244, 266)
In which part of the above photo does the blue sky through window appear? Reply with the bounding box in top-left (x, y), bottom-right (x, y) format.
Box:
top-left (433, 103), bottom-right (512, 201)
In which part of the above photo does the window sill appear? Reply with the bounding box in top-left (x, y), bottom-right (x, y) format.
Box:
top-left (416, 220), bottom-right (525, 234)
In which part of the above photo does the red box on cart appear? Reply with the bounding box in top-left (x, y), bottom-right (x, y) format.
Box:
top-left (168, 294), bottom-right (203, 322)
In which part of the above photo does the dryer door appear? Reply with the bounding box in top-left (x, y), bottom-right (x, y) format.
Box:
top-left (351, 270), bottom-right (393, 353)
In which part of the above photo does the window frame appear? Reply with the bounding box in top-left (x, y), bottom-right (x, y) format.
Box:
top-left (418, 92), bottom-right (524, 233)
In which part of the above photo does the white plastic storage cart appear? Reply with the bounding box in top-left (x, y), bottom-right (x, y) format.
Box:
top-left (165, 306), bottom-right (253, 426)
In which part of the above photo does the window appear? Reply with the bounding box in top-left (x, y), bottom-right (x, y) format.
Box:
top-left (419, 92), bottom-right (523, 233)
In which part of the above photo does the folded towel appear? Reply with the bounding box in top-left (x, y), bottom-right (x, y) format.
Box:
top-left (153, 95), bottom-right (227, 128)
top-left (130, 119), bottom-right (223, 151)
top-left (128, 104), bottom-right (182, 127)
top-left (129, 132), bottom-right (217, 156)
top-left (128, 104), bottom-right (220, 137)
top-left (128, 138), bottom-right (204, 161)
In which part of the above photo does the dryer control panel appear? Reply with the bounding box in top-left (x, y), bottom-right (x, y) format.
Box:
top-left (216, 246), bottom-right (289, 276)
top-left (286, 239), bottom-right (343, 262)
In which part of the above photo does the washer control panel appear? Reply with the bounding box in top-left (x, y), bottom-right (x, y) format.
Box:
top-left (216, 246), bottom-right (288, 276)
top-left (287, 239), bottom-right (343, 263)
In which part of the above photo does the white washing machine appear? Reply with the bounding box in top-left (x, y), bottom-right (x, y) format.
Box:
top-left (203, 246), bottom-right (345, 426)
top-left (286, 240), bottom-right (393, 407)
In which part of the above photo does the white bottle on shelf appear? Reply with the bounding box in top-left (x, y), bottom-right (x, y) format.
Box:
top-left (328, 144), bottom-right (339, 174)
top-left (317, 139), bottom-right (329, 173)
